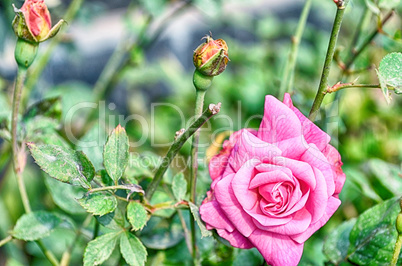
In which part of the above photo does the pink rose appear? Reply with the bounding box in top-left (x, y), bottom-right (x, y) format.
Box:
top-left (21, 0), bottom-right (52, 39)
top-left (13, 0), bottom-right (64, 43)
top-left (200, 93), bottom-right (346, 265)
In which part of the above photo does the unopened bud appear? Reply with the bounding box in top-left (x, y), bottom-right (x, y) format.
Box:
top-left (12, 0), bottom-right (65, 43)
top-left (193, 35), bottom-right (229, 77)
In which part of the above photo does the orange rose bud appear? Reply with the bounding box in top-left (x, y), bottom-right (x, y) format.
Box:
top-left (193, 35), bottom-right (229, 76)
top-left (12, 0), bottom-right (64, 43)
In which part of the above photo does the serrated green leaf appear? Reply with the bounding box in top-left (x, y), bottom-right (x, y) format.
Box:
top-left (172, 172), bottom-right (187, 201)
top-left (78, 192), bottom-right (117, 216)
top-left (45, 176), bottom-right (86, 214)
top-left (347, 197), bottom-right (402, 265)
top-left (27, 143), bottom-right (94, 189)
top-left (343, 167), bottom-right (382, 203)
top-left (83, 232), bottom-right (120, 266)
top-left (379, 52), bottom-right (402, 90)
top-left (127, 202), bottom-right (149, 231)
top-left (104, 125), bottom-right (129, 183)
top-left (188, 202), bottom-right (212, 238)
top-left (120, 232), bottom-right (147, 266)
top-left (12, 211), bottom-right (63, 241)
top-left (323, 218), bottom-right (356, 264)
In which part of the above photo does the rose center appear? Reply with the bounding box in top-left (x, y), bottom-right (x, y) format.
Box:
top-left (259, 181), bottom-right (293, 215)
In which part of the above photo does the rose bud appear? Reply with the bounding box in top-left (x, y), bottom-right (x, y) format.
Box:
top-left (193, 35), bottom-right (229, 77)
top-left (12, 0), bottom-right (64, 43)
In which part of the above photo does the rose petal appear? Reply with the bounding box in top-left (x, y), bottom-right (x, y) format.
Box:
top-left (275, 136), bottom-right (309, 160)
top-left (230, 131), bottom-right (281, 172)
top-left (200, 200), bottom-right (235, 232)
top-left (216, 228), bottom-right (254, 249)
top-left (301, 144), bottom-right (335, 196)
top-left (249, 170), bottom-right (295, 189)
top-left (248, 229), bottom-right (304, 266)
top-left (245, 202), bottom-right (293, 226)
top-left (323, 144), bottom-right (346, 195)
top-left (283, 93), bottom-right (331, 151)
top-left (231, 159), bottom-right (261, 211)
top-left (291, 196), bottom-right (341, 244)
top-left (253, 207), bottom-right (312, 235)
top-left (215, 173), bottom-right (257, 237)
top-left (258, 95), bottom-right (303, 143)
top-left (273, 156), bottom-right (316, 190)
top-left (305, 167), bottom-right (328, 224)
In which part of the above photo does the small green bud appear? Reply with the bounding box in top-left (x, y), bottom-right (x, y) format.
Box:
top-left (14, 38), bottom-right (38, 69)
top-left (193, 35), bottom-right (229, 77)
top-left (193, 70), bottom-right (213, 91)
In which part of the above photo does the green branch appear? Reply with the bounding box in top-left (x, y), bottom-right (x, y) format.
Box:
top-left (309, 4), bottom-right (347, 120)
top-left (279, 0), bottom-right (312, 97)
top-left (145, 102), bottom-right (221, 200)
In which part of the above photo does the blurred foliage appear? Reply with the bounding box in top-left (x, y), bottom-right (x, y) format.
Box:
top-left (0, 0), bottom-right (401, 265)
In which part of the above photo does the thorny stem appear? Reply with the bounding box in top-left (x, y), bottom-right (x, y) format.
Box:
top-left (145, 103), bottom-right (221, 200)
top-left (343, 10), bottom-right (394, 72)
top-left (309, 4), bottom-right (347, 121)
top-left (11, 68), bottom-right (31, 213)
top-left (279, 0), bottom-right (312, 97)
top-left (13, 69), bottom-right (60, 266)
top-left (326, 83), bottom-right (381, 93)
top-left (189, 89), bottom-right (206, 261)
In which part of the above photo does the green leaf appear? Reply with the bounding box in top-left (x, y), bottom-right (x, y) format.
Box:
top-left (172, 172), bottom-right (187, 201)
top-left (378, 52), bottom-right (402, 90)
top-left (83, 232), bottom-right (120, 266)
top-left (27, 143), bottom-right (94, 189)
top-left (12, 211), bottom-right (63, 241)
top-left (367, 159), bottom-right (402, 197)
top-left (323, 218), bottom-right (356, 264)
top-left (347, 197), bottom-right (402, 265)
top-left (188, 202), bottom-right (213, 238)
top-left (365, 0), bottom-right (381, 14)
top-left (104, 125), bottom-right (129, 183)
top-left (78, 192), bottom-right (117, 216)
top-left (44, 176), bottom-right (86, 214)
top-left (120, 232), bottom-right (147, 266)
top-left (23, 97), bottom-right (62, 123)
top-left (127, 202), bottom-right (149, 231)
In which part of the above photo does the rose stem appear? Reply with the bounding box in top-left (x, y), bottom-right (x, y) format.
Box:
top-left (11, 68), bottom-right (30, 213)
top-left (12, 67), bottom-right (61, 266)
top-left (391, 234), bottom-right (402, 266)
top-left (23, 0), bottom-right (84, 108)
top-left (343, 10), bottom-right (394, 73)
top-left (0, 235), bottom-right (13, 248)
top-left (145, 103), bottom-right (220, 200)
top-left (308, 1), bottom-right (347, 121)
top-left (189, 89), bottom-right (207, 260)
top-left (279, 0), bottom-right (312, 97)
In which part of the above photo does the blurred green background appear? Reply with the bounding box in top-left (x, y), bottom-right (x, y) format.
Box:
top-left (0, 0), bottom-right (401, 265)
